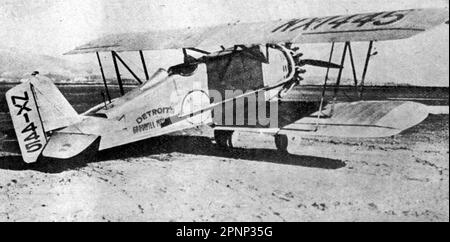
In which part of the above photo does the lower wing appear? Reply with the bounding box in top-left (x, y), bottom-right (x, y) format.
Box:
top-left (279, 101), bottom-right (429, 138)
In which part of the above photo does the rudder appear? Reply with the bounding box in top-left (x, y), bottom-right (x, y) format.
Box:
top-left (6, 76), bottom-right (80, 163)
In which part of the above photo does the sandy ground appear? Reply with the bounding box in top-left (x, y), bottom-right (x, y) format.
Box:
top-left (0, 115), bottom-right (448, 222)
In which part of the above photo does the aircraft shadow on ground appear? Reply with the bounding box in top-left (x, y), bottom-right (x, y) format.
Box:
top-left (0, 135), bottom-right (345, 174)
top-left (0, 153), bottom-right (97, 174)
top-left (102, 136), bottom-right (346, 169)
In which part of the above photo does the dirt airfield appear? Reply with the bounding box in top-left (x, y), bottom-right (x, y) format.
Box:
top-left (0, 114), bottom-right (448, 222)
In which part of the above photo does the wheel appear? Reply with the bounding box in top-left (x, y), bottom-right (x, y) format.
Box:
top-left (275, 134), bottom-right (289, 153)
top-left (214, 130), bottom-right (234, 148)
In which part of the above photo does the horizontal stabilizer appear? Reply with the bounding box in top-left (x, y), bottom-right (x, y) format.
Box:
top-left (279, 101), bottom-right (429, 138)
top-left (42, 132), bottom-right (99, 160)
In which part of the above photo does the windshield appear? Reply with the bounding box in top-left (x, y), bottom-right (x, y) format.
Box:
top-left (168, 63), bottom-right (198, 77)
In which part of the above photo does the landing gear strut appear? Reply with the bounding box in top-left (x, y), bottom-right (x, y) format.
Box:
top-left (214, 130), bottom-right (234, 148)
top-left (274, 134), bottom-right (288, 154)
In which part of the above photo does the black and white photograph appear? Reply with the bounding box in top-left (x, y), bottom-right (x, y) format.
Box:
top-left (0, 0), bottom-right (448, 224)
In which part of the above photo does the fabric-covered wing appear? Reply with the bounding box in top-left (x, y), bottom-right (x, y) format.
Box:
top-left (66, 8), bottom-right (448, 54)
top-left (278, 101), bottom-right (429, 138)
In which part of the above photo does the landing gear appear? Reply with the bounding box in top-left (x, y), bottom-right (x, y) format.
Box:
top-left (214, 130), bottom-right (234, 148)
top-left (275, 134), bottom-right (288, 154)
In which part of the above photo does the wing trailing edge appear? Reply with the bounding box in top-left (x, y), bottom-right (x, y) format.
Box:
top-left (279, 101), bottom-right (429, 138)
top-left (66, 8), bottom-right (449, 55)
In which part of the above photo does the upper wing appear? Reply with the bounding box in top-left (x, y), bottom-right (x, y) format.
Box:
top-left (66, 8), bottom-right (448, 54)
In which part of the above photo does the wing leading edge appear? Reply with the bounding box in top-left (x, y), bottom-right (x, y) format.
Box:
top-left (279, 101), bottom-right (430, 138)
top-left (66, 8), bottom-right (448, 54)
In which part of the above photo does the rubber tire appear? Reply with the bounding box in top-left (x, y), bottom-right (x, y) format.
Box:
top-left (214, 130), bottom-right (234, 148)
top-left (275, 134), bottom-right (289, 154)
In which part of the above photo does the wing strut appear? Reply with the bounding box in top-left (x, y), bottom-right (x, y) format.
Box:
top-left (139, 50), bottom-right (150, 81)
top-left (111, 51), bottom-right (125, 96)
top-left (112, 51), bottom-right (143, 85)
top-left (315, 41), bottom-right (365, 128)
top-left (333, 42), bottom-right (349, 98)
top-left (359, 41), bottom-right (375, 98)
top-left (315, 42), bottom-right (336, 129)
top-left (96, 52), bottom-right (111, 103)
top-left (332, 41), bottom-right (375, 101)
top-left (347, 43), bottom-right (359, 89)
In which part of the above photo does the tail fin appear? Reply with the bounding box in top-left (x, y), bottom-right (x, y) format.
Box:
top-left (6, 76), bottom-right (80, 163)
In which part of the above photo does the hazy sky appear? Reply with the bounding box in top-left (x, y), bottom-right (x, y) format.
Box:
top-left (1, 0), bottom-right (449, 86)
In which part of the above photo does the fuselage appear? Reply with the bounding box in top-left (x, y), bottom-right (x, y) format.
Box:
top-left (73, 44), bottom-right (295, 150)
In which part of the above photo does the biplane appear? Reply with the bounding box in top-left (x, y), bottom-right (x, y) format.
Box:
top-left (5, 8), bottom-right (449, 163)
